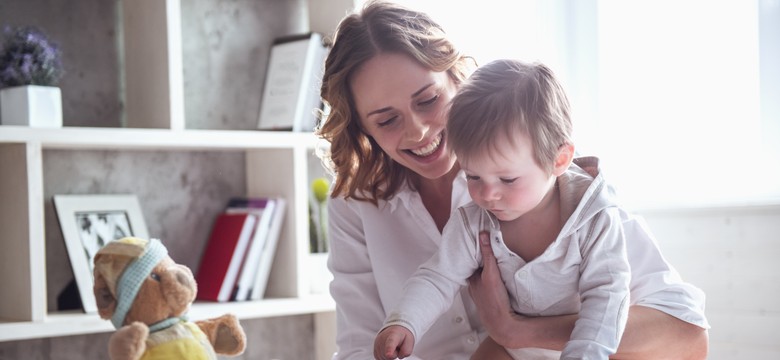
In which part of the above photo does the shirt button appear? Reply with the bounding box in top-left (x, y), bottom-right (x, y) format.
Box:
top-left (454, 316), bottom-right (464, 324)
top-left (518, 270), bottom-right (528, 280)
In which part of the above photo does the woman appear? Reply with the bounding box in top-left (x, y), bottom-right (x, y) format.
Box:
top-left (316, 1), bottom-right (709, 359)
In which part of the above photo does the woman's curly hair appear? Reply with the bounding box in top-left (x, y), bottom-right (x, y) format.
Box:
top-left (316, 0), bottom-right (473, 204)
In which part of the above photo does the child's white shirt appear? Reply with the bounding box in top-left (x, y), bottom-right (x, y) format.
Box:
top-left (384, 157), bottom-right (708, 359)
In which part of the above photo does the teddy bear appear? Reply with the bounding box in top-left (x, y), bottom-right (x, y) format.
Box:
top-left (92, 237), bottom-right (246, 360)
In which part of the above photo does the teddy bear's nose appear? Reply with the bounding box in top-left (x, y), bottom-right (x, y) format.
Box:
top-left (175, 271), bottom-right (192, 287)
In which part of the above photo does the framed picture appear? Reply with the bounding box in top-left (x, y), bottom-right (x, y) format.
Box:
top-left (257, 32), bottom-right (329, 132)
top-left (53, 194), bottom-right (149, 313)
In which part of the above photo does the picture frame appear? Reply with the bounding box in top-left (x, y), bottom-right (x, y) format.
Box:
top-left (53, 194), bottom-right (149, 313)
top-left (257, 32), bottom-right (329, 132)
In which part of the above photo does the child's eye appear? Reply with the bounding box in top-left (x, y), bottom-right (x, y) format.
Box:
top-left (418, 95), bottom-right (439, 107)
top-left (466, 175), bottom-right (480, 181)
top-left (500, 177), bottom-right (518, 184)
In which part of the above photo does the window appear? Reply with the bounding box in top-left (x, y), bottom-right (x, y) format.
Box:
top-left (392, 0), bottom-right (780, 209)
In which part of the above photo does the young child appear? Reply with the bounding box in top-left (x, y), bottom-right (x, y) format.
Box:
top-left (374, 59), bottom-right (632, 360)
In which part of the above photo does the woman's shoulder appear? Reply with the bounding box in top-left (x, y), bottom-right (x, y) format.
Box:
top-left (329, 189), bottom-right (400, 214)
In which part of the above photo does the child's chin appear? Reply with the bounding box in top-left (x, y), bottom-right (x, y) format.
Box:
top-left (491, 211), bottom-right (518, 221)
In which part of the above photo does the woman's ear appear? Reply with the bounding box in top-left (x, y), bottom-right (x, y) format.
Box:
top-left (552, 143), bottom-right (575, 176)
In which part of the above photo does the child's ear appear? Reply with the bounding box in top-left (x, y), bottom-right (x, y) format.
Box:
top-left (552, 143), bottom-right (575, 176)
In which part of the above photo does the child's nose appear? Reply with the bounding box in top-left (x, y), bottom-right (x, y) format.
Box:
top-left (481, 184), bottom-right (501, 201)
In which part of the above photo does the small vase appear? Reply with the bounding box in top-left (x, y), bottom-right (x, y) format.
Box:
top-left (0, 85), bottom-right (63, 127)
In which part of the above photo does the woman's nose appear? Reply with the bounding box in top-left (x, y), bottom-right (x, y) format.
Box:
top-left (404, 112), bottom-right (430, 142)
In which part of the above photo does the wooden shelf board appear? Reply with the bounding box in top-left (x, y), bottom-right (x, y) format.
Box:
top-left (0, 295), bottom-right (334, 342)
top-left (0, 126), bottom-right (324, 151)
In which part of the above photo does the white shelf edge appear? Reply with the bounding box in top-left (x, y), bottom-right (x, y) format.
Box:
top-left (0, 295), bottom-right (335, 343)
top-left (0, 126), bottom-right (322, 150)
top-left (189, 294), bottom-right (335, 320)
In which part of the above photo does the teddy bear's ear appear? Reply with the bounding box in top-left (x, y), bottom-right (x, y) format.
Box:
top-left (93, 266), bottom-right (117, 320)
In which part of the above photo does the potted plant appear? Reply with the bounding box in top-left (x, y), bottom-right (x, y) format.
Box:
top-left (0, 25), bottom-right (65, 127)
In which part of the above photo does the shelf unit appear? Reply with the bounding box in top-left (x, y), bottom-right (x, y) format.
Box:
top-left (0, 126), bottom-right (336, 342)
top-left (0, 2), bottom-right (345, 357)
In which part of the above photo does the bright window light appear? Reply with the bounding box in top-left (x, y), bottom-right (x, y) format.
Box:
top-left (391, 0), bottom-right (780, 209)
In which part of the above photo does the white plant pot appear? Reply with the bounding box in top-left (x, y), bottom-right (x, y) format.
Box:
top-left (0, 85), bottom-right (63, 127)
top-left (308, 252), bottom-right (333, 294)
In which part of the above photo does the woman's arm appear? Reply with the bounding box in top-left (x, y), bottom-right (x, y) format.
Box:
top-left (327, 197), bottom-right (388, 360)
top-left (468, 232), bottom-right (709, 359)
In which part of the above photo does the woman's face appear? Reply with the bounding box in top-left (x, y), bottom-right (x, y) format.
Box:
top-left (350, 52), bottom-right (458, 180)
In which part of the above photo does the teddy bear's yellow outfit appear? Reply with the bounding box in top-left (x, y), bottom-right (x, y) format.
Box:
top-left (141, 321), bottom-right (217, 360)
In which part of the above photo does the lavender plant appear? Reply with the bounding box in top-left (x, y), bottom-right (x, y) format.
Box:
top-left (0, 26), bottom-right (64, 89)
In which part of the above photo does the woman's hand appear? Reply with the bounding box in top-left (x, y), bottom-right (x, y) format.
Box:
top-left (467, 231), bottom-right (517, 346)
top-left (467, 231), bottom-right (571, 350)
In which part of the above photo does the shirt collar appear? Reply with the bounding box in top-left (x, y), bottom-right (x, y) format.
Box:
top-left (385, 170), bottom-right (470, 214)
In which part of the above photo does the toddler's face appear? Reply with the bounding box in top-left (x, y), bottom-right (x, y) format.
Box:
top-left (460, 131), bottom-right (557, 222)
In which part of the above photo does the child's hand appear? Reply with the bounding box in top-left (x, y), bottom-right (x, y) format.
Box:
top-left (374, 325), bottom-right (414, 360)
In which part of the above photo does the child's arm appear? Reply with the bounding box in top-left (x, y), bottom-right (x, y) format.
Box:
top-left (374, 325), bottom-right (414, 360)
top-left (380, 207), bottom-right (483, 353)
top-left (563, 207), bottom-right (631, 358)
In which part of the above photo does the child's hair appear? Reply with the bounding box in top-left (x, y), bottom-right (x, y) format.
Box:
top-left (317, 0), bottom-right (474, 204)
top-left (448, 59), bottom-right (573, 172)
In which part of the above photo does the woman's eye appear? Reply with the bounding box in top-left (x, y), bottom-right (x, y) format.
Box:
top-left (377, 116), bottom-right (397, 128)
top-left (466, 175), bottom-right (480, 181)
top-left (418, 95), bottom-right (439, 107)
top-left (500, 177), bottom-right (518, 184)
top-left (150, 273), bottom-right (161, 281)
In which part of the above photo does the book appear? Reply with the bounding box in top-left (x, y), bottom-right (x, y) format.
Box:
top-left (250, 197), bottom-right (286, 300)
top-left (257, 32), bottom-right (329, 132)
top-left (195, 212), bottom-right (258, 302)
top-left (226, 197), bottom-right (277, 301)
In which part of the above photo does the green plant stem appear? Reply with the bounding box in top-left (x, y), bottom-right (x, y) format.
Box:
top-left (317, 202), bottom-right (327, 252)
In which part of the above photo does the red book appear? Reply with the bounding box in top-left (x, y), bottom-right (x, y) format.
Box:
top-left (196, 212), bottom-right (258, 302)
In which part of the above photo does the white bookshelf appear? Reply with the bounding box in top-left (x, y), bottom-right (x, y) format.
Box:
top-left (0, 126), bottom-right (335, 342)
top-left (0, 1), bottom-right (341, 357)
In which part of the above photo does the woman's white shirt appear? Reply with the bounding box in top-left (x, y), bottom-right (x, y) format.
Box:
top-left (327, 172), bottom-right (484, 360)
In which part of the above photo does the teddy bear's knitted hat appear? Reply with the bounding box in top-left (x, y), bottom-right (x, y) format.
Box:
top-left (93, 237), bottom-right (167, 329)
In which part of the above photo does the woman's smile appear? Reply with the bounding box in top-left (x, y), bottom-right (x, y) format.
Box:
top-left (407, 132), bottom-right (444, 158)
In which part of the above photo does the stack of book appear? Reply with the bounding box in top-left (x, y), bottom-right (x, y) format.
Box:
top-left (195, 197), bottom-right (286, 302)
